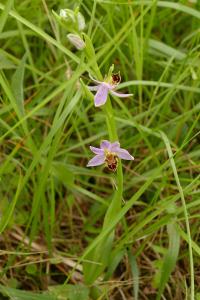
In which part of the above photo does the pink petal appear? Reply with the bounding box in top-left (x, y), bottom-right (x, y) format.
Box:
top-left (94, 84), bottom-right (109, 107)
top-left (90, 146), bottom-right (104, 155)
top-left (117, 149), bottom-right (134, 160)
top-left (100, 140), bottom-right (111, 150)
top-left (110, 90), bottom-right (133, 98)
top-left (110, 141), bottom-right (120, 152)
top-left (87, 154), bottom-right (105, 167)
top-left (88, 85), bottom-right (99, 91)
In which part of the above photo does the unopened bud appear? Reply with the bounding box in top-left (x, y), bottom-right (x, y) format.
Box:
top-left (54, 8), bottom-right (85, 33)
top-left (77, 12), bottom-right (85, 31)
top-left (67, 33), bottom-right (85, 50)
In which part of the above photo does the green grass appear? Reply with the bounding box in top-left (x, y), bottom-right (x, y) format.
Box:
top-left (0, 0), bottom-right (200, 299)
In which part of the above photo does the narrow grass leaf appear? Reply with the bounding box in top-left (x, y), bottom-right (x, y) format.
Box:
top-left (52, 162), bottom-right (75, 186)
top-left (49, 284), bottom-right (90, 300)
top-left (177, 225), bottom-right (200, 257)
top-left (103, 1), bottom-right (200, 20)
top-left (0, 284), bottom-right (56, 300)
top-left (83, 231), bottom-right (114, 284)
top-left (149, 39), bottom-right (186, 60)
top-left (104, 248), bottom-right (125, 280)
top-left (11, 53), bottom-right (27, 116)
top-left (0, 175), bottom-right (22, 234)
top-left (128, 250), bottom-right (140, 300)
top-left (0, 0), bottom-right (14, 33)
top-left (160, 131), bottom-right (195, 300)
top-left (156, 222), bottom-right (180, 300)
top-left (0, 52), bottom-right (16, 69)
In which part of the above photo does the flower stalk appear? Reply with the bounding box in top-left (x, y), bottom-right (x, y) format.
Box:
top-left (83, 62), bottom-right (129, 284)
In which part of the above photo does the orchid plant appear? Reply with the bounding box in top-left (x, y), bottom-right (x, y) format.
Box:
top-left (53, 7), bottom-right (135, 287)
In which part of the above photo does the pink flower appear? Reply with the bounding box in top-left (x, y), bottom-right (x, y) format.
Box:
top-left (87, 140), bottom-right (134, 171)
top-left (87, 73), bottom-right (133, 107)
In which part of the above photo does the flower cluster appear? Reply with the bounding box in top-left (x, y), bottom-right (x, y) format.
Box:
top-left (86, 68), bottom-right (134, 171)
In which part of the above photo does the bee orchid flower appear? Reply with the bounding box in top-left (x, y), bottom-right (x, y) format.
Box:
top-left (87, 140), bottom-right (134, 171)
top-left (87, 72), bottom-right (133, 107)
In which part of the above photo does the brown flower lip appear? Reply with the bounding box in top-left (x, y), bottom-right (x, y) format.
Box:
top-left (111, 72), bottom-right (121, 85)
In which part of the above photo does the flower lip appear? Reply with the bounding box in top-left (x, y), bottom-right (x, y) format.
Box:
top-left (111, 72), bottom-right (121, 85)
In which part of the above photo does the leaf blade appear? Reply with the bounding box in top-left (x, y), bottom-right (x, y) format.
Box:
top-left (11, 53), bottom-right (27, 116)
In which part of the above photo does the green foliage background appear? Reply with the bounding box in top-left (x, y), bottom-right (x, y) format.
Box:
top-left (0, 0), bottom-right (200, 299)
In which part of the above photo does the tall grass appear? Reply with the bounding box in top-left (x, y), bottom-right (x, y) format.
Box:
top-left (0, 0), bottom-right (199, 299)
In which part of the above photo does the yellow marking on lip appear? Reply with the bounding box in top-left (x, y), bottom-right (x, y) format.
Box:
top-left (104, 149), bottom-right (117, 156)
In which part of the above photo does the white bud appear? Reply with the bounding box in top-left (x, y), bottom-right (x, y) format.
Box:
top-left (59, 9), bottom-right (67, 18)
top-left (77, 12), bottom-right (85, 31)
top-left (67, 34), bottom-right (85, 50)
top-left (59, 8), bottom-right (85, 33)
top-left (59, 9), bottom-right (75, 23)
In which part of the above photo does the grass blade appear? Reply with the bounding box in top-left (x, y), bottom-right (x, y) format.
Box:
top-left (0, 174), bottom-right (22, 234)
top-left (0, 0), bottom-right (14, 33)
top-left (11, 53), bottom-right (27, 116)
top-left (0, 284), bottom-right (56, 300)
top-left (128, 249), bottom-right (140, 300)
top-left (160, 131), bottom-right (195, 300)
top-left (156, 222), bottom-right (180, 300)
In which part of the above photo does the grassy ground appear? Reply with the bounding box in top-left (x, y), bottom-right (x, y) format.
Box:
top-left (0, 0), bottom-right (200, 299)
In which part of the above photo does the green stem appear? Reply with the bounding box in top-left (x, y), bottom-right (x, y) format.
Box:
top-left (103, 98), bottom-right (118, 140)
top-left (102, 97), bottom-right (123, 227)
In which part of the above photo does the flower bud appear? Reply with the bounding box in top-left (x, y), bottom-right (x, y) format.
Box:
top-left (76, 11), bottom-right (85, 31)
top-left (53, 8), bottom-right (85, 33)
top-left (67, 33), bottom-right (85, 50)
top-left (59, 8), bottom-right (75, 23)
